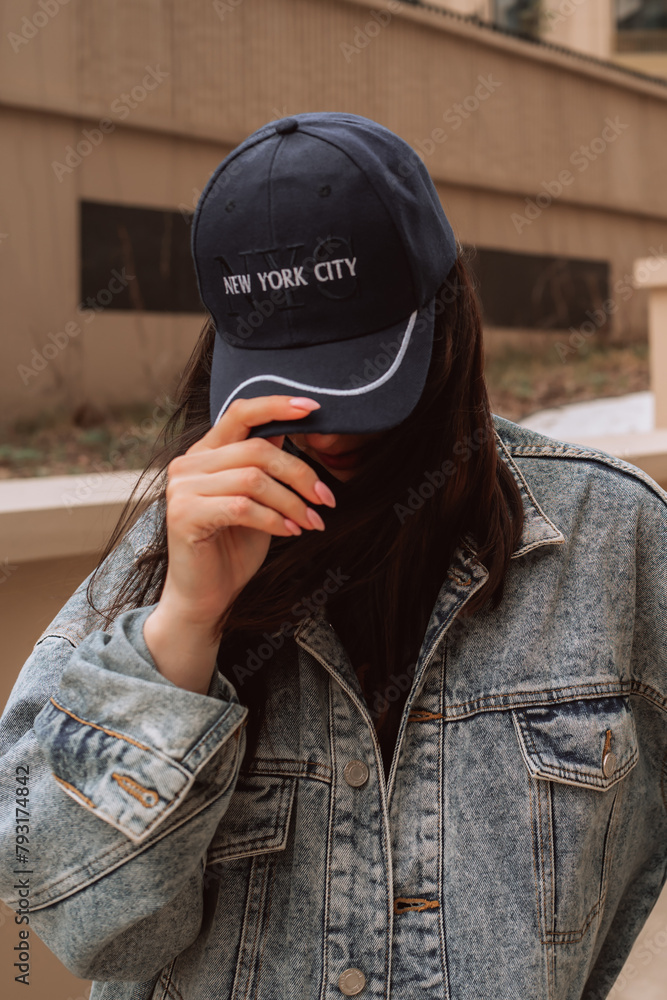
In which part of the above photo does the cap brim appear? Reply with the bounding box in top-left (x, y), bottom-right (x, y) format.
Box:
top-left (209, 299), bottom-right (436, 438)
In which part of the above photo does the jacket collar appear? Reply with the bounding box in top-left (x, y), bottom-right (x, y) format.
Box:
top-left (494, 426), bottom-right (565, 559)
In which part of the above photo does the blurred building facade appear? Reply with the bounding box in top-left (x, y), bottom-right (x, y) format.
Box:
top-left (1, 0), bottom-right (667, 425)
top-left (442, 0), bottom-right (667, 76)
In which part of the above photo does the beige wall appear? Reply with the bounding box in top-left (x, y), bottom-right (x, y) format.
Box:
top-left (1, 0), bottom-right (667, 421)
top-left (542, 0), bottom-right (614, 58)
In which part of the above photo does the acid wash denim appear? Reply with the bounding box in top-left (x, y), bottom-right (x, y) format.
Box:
top-left (1, 414), bottom-right (666, 1000)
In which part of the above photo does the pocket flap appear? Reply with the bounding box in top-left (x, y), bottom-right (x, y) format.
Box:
top-left (512, 695), bottom-right (638, 790)
top-left (206, 772), bottom-right (297, 863)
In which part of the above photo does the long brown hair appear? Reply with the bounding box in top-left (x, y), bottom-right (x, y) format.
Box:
top-left (85, 250), bottom-right (524, 765)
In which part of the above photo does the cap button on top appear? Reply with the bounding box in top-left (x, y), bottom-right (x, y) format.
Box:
top-left (275, 117), bottom-right (299, 134)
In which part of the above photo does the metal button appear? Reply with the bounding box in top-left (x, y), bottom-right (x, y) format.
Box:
top-left (602, 751), bottom-right (617, 778)
top-left (343, 760), bottom-right (369, 787)
top-left (338, 967), bottom-right (366, 995)
top-left (275, 117), bottom-right (298, 134)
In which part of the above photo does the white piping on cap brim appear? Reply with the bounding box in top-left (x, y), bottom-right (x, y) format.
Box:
top-left (213, 309), bottom-right (418, 426)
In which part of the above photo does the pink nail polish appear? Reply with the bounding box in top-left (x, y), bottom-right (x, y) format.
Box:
top-left (289, 397), bottom-right (320, 410)
top-left (306, 507), bottom-right (326, 531)
top-left (314, 480), bottom-right (336, 507)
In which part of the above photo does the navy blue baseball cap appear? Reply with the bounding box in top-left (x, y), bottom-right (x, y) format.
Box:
top-left (191, 111), bottom-right (457, 438)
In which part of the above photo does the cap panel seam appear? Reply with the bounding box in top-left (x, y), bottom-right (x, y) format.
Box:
top-left (288, 125), bottom-right (421, 307)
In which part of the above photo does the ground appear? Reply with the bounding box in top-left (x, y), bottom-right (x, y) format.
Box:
top-left (0, 341), bottom-right (650, 479)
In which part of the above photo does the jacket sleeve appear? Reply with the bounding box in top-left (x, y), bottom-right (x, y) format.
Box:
top-left (0, 500), bottom-right (249, 982)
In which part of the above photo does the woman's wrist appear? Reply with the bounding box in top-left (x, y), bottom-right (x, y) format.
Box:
top-left (143, 600), bottom-right (223, 695)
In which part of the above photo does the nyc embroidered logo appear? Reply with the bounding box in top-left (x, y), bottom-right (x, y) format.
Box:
top-left (213, 236), bottom-right (357, 321)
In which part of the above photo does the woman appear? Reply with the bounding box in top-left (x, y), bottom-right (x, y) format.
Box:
top-left (1, 112), bottom-right (666, 1000)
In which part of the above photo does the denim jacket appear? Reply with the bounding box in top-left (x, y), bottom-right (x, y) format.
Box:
top-left (1, 414), bottom-right (666, 1000)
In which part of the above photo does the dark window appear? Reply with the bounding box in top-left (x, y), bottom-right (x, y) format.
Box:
top-left (616, 0), bottom-right (667, 50)
top-left (492, 0), bottom-right (542, 36)
top-left (464, 247), bottom-right (610, 331)
top-left (80, 200), bottom-right (203, 312)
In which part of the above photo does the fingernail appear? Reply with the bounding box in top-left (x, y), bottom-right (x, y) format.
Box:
top-left (306, 507), bottom-right (326, 531)
top-left (313, 480), bottom-right (336, 507)
top-left (289, 397), bottom-right (321, 410)
top-left (284, 518), bottom-right (302, 536)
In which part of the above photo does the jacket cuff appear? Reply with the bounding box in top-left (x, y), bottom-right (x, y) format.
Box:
top-left (33, 604), bottom-right (247, 843)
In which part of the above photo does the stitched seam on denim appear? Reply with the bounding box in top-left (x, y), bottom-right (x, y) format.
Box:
top-left (661, 744), bottom-right (667, 814)
top-left (209, 779), bottom-right (291, 855)
top-left (629, 680), bottom-right (667, 713)
top-left (241, 767), bottom-right (331, 785)
top-left (242, 757), bottom-right (333, 778)
top-left (437, 640), bottom-right (450, 1000)
top-left (111, 772), bottom-right (159, 807)
top-left (514, 707), bottom-right (638, 786)
top-left (157, 957), bottom-right (178, 1000)
top-left (234, 854), bottom-right (267, 1000)
top-left (252, 860), bottom-right (277, 999)
top-left (437, 681), bottom-right (634, 719)
top-left (321, 673), bottom-right (336, 1000)
top-left (495, 431), bottom-right (566, 542)
top-left (527, 773), bottom-right (544, 943)
top-left (182, 702), bottom-right (248, 774)
top-left (52, 774), bottom-right (95, 809)
top-left (509, 446), bottom-right (667, 506)
top-left (538, 779), bottom-right (551, 948)
top-left (59, 768), bottom-right (194, 843)
top-left (49, 696), bottom-right (153, 752)
top-left (25, 757), bottom-right (242, 909)
top-left (546, 895), bottom-right (604, 943)
top-left (161, 971), bottom-right (185, 1000)
top-left (597, 783), bottom-right (624, 929)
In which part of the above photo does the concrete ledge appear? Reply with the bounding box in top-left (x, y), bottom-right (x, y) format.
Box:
top-left (0, 471), bottom-right (144, 564)
top-left (0, 435), bottom-right (665, 565)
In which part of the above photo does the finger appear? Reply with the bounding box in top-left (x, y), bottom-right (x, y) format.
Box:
top-left (191, 396), bottom-right (320, 452)
top-left (170, 467), bottom-right (326, 532)
top-left (174, 438), bottom-right (334, 509)
top-left (188, 494), bottom-right (306, 539)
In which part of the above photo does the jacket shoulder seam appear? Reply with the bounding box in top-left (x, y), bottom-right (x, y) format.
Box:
top-left (507, 444), bottom-right (667, 508)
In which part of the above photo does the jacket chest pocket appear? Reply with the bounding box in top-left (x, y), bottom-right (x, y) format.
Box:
top-left (511, 695), bottom-right (638, 945)
top-left (206, 771), bottom-right (297, 864)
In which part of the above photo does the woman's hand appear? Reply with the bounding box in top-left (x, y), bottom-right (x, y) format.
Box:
top-left (143, 395), bottom-right (337, 693)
